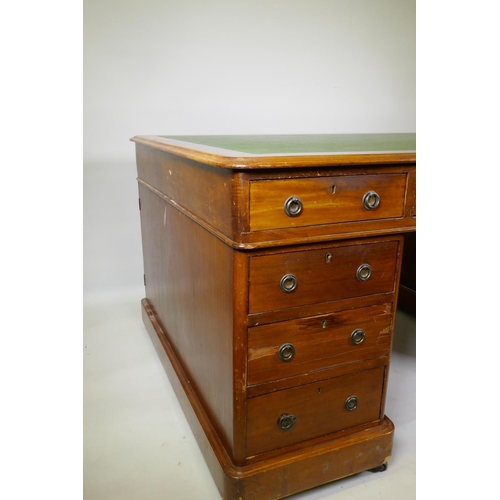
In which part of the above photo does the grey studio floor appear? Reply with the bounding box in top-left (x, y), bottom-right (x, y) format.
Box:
top-left (83, 288), bottom-right (416, 500)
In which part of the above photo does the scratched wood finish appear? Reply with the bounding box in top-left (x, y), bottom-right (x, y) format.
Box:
top-left (239, 212), bottom-right (415, 248)
top-left (136, 144), bottom-right (236, 241)
top-left (249, 173), bottom-right (407, 231)
top-left (247, 303), bottom-right (392, 386)
top-left (248, 238), bottom-right (400, 314)
top-left (138, 185), bottom-right (239, 460)
top-left (246, 366), bottom-right (385, 457)
top-left (247, 356), bottom-right (388, 400)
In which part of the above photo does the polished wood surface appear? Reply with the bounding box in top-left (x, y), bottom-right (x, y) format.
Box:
top-left (249, 173), bottom-right (407, 231)
top-left (247, 366), bottom-right (385, 457)
top-left (139, 185), bottom-right (237, 459)
top-left (247, 303), bottom-right (392, 386)
top-left (134, 133), bottom-right (415, 499)
top-left (136, 144), bottom-right (235, 240)
top-left (248, 238), bottom-right (401, 314)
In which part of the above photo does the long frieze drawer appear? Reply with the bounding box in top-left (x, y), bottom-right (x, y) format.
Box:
top-left (248, 240), bottom-right (399, 314)
top-left (249, 174), bottom-right (407, 231)
top-left (246, 366), bottom-right (385, 457)
top-left (247, 304), bottom-right (392, 386)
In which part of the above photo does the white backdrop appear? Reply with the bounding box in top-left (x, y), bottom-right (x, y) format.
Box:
top-left (83, 0), bottom-right (416, 294)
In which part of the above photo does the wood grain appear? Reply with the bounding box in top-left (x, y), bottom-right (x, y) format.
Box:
top-left (248, 238), bottom-right (401, 314)
top-left (136, 144), bottom-right (235, 240)
top-left (246, 366), bottom-right (385, 457)
top-left (249, 173), bottom-right (407, 231)
top-left (248, 303), bottom-right (393, 386)
top-left (138, 185), bottom-right (238, 460)
top-left (136, 142), bottom-right (415, 248)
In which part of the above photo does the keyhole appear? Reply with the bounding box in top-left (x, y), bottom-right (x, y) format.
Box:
top-left (331, 185), bottom-right (336, 194)
top-left (318, 387), bottom-right (322, 394)
top-left (326, 253), bottom-right (331, 264)
top-left (322, 320), bottom-right (327, 328)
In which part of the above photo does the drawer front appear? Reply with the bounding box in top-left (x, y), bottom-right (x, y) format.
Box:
top-left (248, 240), bottom-right (399, 314)
top-left (249, 174), bottom-right (407, 231)
top-left (248, 304), bottom-right (392, 386)
top-left (246, 366), bottom-right (385, 457)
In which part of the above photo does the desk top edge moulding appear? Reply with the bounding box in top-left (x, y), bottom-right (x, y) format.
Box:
top-left (131, 133), bottom-right (416, 169)
top-left (133, 133), bottom-right (416, 500)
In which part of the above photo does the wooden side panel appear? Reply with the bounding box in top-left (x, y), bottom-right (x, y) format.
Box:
top-left (136, 144), bottom-right (235, 240)
top-left (250, 174), bottom-right (407, 231)
top-left (138, 185), bottom-right (236, 458)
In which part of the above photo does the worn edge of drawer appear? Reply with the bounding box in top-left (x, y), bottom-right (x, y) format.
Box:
top-left (247, 292), bottom-right (396, 327)
top-left (142, 297), bottom-right (394, 499)
top-left (246, 356), bottom-right (389, 398)
top-left (247, 303), bottom-right (392, 389)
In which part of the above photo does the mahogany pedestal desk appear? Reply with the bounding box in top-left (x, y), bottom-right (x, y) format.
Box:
top-left (132, 134), bottom-right (416, 500)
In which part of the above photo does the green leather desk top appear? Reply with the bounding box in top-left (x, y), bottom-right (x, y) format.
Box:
top-left (161, 134), bottom-right (416, 155)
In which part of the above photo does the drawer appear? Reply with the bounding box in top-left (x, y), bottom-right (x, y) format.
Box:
top-left (248, 304), bottom-right (392, 386)
top-left (248, 239), bottom-right (399, 314)
top-left (249, 174), bottom-right (407, 231)
top-left (246, 366), bottom-right (385, 457)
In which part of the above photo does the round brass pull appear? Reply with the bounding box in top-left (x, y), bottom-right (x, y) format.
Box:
top-left (278, 414), bottom-right (297, 431)
top-left (362, 190), bottom-right (380, 210)
top-left (356, 264), bottom-right (372, 281)
top-left (284, 196), bottom-right (303, 217)
top-left (280, 274), bottom-right (298, 293)
top-left (278, 343), bottom-right (295, 361)
top-left (350, 329), bottom-right (366, 345)
top-left (345, 396), bottom-right (358, 411)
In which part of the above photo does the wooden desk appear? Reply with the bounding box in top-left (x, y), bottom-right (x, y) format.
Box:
top-left (132, 134), bottom-right (416, 499)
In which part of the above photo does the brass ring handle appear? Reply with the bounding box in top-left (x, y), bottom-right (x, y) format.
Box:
top-left (278, 414), bottom-right (297, 431)
top-left (350, 329), bottom-right (366, 345)
top-left (362, 190), bottom-right (380, 210)
top-left (284, 196), bottom-right (303, 217)
top-left (280, 274), bottom-right (298, 293)
top-left (278, 343), bottom-right (295, 361)
top-left (356, 264), bottom-right (372, 281)
top-left (345, 396), bottom-right (358, 411)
